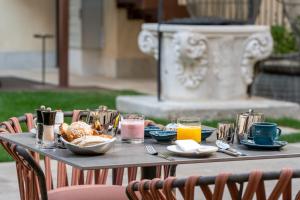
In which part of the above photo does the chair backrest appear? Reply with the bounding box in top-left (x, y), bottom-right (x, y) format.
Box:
top-left (0, 111), bottom-right (82, 199)
top-left (14, 145), bottom-right (48, 200)
top-left (126, 169), bottom-right (300, 200)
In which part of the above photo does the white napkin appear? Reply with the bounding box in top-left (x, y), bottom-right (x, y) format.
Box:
top-left (175, 140), bottom-right (201, 152)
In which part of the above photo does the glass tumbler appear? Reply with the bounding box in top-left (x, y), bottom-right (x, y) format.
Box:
top-left (120, 114), bottom-right (144, 143)
top-left (217, 122), bottom-right (235, 144)
top-left (177, 118), bottom-right (202, 142)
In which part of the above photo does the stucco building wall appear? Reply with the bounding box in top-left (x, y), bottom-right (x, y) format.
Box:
top-left (69, 0), bottom-right (156, 78)
top-left (0, 0), bottom-right (156, 78)
top-left (0, 0), bottom-right (56, 68)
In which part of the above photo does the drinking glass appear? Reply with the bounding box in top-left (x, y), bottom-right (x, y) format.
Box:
top-left (217, 122), bottom-right (235, 144)
top-left (177, 118), bottom-right (201, 142)
top-left (54, 110), bottom-right (64, 146)
top-left (120, 114), bottom-right (144, 143)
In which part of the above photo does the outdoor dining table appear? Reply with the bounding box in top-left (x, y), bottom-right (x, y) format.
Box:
top-left (1, 132), bottom-right (300, 181)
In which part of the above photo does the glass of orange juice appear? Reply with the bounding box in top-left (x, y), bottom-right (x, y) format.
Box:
top-left (177, 118), bottom-right (201, 143)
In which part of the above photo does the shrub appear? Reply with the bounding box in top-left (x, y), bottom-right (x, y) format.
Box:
top-left (271, 25), bottom-right (298, 54)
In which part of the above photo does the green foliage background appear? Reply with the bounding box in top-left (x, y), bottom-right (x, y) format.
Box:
top-left (271, 25), bottom-right (298, 54)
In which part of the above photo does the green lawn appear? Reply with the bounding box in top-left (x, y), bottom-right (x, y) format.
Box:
top-left (0, 90), bottom-right (300, 162)
top-left (0, 90), bottom-right (139, 122)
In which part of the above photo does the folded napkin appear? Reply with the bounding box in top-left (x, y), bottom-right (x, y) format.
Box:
top-left (175, 140), bottom-right (202, 152)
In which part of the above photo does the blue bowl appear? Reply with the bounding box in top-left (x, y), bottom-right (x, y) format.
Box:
top-left (144, 125), bottom-right (161, 137)
top-left (149, 130), bottom-right (177, 142)
top-left (202, 129), bottom-right (215, 141)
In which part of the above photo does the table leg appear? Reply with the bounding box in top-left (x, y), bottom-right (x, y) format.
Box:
top-left (141, 166), bottom-right (157, 179)
top-left (142, 165), bottom-right (178, 179)
top-left (112, 165), bottom-right (177, 183)
top-left (112, 168), bottom-right (117, 184)
top-left (169, 164), bottom-right (177, 176)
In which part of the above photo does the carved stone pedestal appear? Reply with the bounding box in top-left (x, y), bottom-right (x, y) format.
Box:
top-left (116, 24), bottom-right (300, 120)
top-left (138, 24), bottom-right (273, 101)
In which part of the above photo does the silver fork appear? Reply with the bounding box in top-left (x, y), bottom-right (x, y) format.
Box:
top-left (145, 145), bottom-right (174, 161)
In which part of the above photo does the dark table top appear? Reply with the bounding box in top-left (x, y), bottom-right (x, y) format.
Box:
top-left (1, 133), bottom-right (300, 170)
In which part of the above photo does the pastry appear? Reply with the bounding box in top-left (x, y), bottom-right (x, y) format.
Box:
top-left (61, 121), bottom-right (93, 142)
top-left (71, 135), bottom-right (112, 147)
top-left (59, 123), bottom-right (69, 135)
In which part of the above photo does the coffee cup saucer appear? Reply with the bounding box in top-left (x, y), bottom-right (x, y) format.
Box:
top-left (240, 139), bottom-right (288, 150)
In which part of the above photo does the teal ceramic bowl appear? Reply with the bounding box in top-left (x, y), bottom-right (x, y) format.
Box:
top-left (202, 129), bottom-right (215, 141)
top-left (149, 130), bottom-right (177, 142)
top-left (144, 125), bottom-right (161, 137)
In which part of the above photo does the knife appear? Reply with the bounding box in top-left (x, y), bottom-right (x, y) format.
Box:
top-left (216, 140), bottom-right (247, 157)
top-left (217, 148), bottom-right (240, 157)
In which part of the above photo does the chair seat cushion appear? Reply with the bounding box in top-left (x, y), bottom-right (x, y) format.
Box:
top-left (48, 185), bottom-right (127, 200)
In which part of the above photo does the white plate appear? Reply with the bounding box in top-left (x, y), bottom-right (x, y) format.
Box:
top-left (167, 145), bottom-right (218, 157)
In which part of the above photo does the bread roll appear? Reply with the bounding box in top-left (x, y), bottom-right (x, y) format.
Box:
top-left (62, 121), bottom-right (93, 142)
top-left (71, 136), bottom-right (112, 147)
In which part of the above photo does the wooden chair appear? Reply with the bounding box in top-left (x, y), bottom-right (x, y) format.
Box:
top-left (126, 168), bottom-right (300, 200)
top-left (0, 110), bottom-right (174, 199)
top-left (12, 144), bottom-right (128, 200)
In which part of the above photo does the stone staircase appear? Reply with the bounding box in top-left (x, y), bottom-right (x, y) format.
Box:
top-left (116, 0), bottom-right (189, 22)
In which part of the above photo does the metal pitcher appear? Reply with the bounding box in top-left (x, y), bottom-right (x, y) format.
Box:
top-left (235, 109), bottom-right (264, 143)
top-left (86, 106), bottom-right (120, 135)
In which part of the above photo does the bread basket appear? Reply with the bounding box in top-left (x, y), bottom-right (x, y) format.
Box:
top-left (61, 137), bottom-right (116, 155)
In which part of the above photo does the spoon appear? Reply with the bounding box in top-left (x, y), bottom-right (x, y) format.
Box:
top-left (216, 140), bottom-right (247, 157)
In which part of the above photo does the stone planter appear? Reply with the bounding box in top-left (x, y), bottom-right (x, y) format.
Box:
top-left (138, 23), bottom-right (273, 101)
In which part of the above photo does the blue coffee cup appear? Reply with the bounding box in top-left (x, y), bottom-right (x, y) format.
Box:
top-left (249, 122), bottom-right (281, 145)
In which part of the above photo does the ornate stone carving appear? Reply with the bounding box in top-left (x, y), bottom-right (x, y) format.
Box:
top-left (241, 33), bottom-right (273, 84)
top-left (212, 36), bottom-right (235, 81)
top-left (138, 30), bottom-right (158, 59)
top-left (172, 32), bottom-right (209, 89)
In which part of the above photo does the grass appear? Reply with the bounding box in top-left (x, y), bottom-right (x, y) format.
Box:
top-left (280, 133), bottom-right (300, 143)
top-left (266, 118), bottom-right (300, 130)
top-left (0, 90), bottom-right (139, 122)
top-left (0, 90), bottom-right (300, 162)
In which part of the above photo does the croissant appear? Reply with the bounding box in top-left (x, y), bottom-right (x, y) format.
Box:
top-left (61, 121), bottom-right (93, 142)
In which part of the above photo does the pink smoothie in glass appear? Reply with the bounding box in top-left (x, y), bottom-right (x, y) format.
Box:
top-left (121, 119), bottom-right (144, 142)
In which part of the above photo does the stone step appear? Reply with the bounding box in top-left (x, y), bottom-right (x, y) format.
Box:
top-left (117, 95), bottom-right (300, 120)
